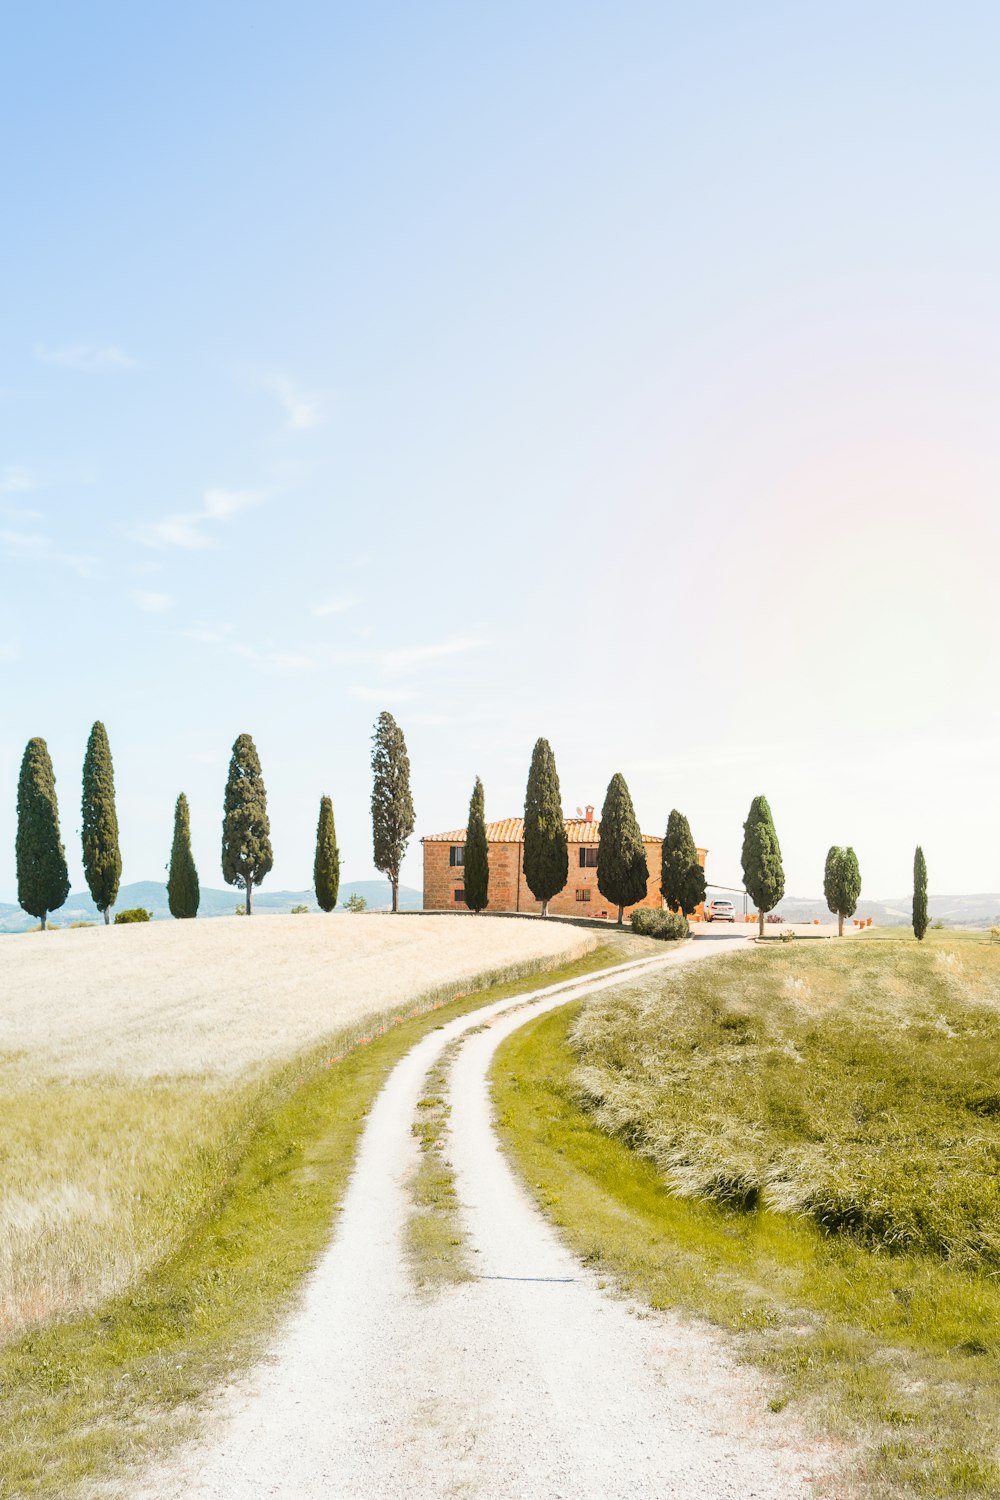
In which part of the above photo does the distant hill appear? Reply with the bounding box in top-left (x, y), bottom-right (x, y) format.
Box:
top-left (0, 879), bottom-right (422, 934)
top-left (772, 894), bottom-right (1000, 929)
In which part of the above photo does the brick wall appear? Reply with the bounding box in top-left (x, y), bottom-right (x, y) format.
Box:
top-left (422, 836), bottom-right (706, 922)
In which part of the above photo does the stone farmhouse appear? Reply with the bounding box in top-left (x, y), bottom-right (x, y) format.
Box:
top-left (422, 804), bottom-right (707, 920)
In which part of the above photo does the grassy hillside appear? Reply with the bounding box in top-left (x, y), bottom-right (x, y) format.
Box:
top-left (572, 934), bottom-right (1000, 1265)
top-left (493, 930), bottom-right (1000, 1497)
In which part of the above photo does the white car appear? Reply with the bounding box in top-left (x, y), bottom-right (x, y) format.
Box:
top-left (706, 898), bottom-right (736, 923)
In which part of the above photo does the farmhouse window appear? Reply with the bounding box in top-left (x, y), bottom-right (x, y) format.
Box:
top-left (449, 846), bottom-right (465, 866)
top-left (579, 848), bottom-right (598, 868)
top-left (576, 888), bottom-right (591, 903)
top-left (453, 888), bottom-right (465, 902)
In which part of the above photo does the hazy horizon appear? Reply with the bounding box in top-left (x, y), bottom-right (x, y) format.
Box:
top-left (3, 5), bottom-right (998, 905)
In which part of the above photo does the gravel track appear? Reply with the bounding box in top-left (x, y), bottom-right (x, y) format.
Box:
top-left (131, 936), bottom-right (833, 1499)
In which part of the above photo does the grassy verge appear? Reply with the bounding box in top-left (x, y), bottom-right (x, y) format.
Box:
top-left (0, 939), bottom-right (637, 1499)
top-left (492, 989), bottom-right (1000, 1496)
top-left (406, 1042), bottom-right (471, 1289)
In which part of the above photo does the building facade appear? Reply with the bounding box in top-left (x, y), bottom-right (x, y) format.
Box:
top-left (422, 805), bottom-right (706, 920)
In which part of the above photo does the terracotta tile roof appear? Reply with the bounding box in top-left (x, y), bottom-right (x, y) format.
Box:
top-left (422, 817), bottom-right (664, 845)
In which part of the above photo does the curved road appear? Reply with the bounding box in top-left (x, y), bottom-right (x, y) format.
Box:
top-left (136, 935), bottom-right (830, 1499)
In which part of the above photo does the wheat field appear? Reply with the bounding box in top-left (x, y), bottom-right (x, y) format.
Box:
top-left (0, 913), bottom-right (593, 1340)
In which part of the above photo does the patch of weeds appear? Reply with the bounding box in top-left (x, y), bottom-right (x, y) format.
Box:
top-left (405, 1044), bottom-right (471, 1289)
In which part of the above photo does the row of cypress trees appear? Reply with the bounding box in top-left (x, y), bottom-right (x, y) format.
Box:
top-left (456, 738), bottom-right (707, 926)
top-left (15, 726), bottom-right (123, 930)
top-left (12, 727), bottom-right (344, 925)
top-left (10, 712), bottom-right (932, 936)
top-left (743, 795), bottom-right (928, 939)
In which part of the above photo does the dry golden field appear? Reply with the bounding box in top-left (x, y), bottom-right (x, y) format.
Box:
top-left (0, 913), bottom-right (593, 1340)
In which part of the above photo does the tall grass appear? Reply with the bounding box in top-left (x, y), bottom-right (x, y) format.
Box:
top-left (572, 934), bottom-right (1000, 1267)
top-left (0, 927), bottom-right (596, 1347)
top-left (3, 941), bottom-right (630, 1499)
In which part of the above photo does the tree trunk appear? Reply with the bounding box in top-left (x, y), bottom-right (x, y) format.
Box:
top-left (246, 881), bottom-right (253, 916)
top-left (391, 876), bottom-right (399, 913)
top-left (541, 898), bottom-right (549, 918)
top-left (103, 908), bottom-right (110, 926)
top-left (617, 904), bottom-right (624, 927)
top-left (40, 913), bottom-right (47, 931)
top-left (838, 912), bottom-right (844, 937)
top-left (758, 910), bottom-right (765, 938)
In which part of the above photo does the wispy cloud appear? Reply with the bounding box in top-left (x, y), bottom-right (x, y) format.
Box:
top-left (262, 373), bottom-right (328, 431)
top-left (181, 622), bottom-right (313, 676)
top-left (0, 642), bottom-right (18, 661)
top-left (0, 465), bottom-right (34, 494)
top-left (332, 636), bottom-right (487, 679)
top-left (131, 589), bottom-right (174, 612)
top-left (312, 597), bottom-right (353, 618)
top-left (349, 685), bottom-right (418, 703)
top-left (36, 343), bottom-right (138, 373)
top-left (379, 637), bottom-right (486, 674)
top-left (0, 528), bottom-right (97, 576)
top-left (139, 488), bottom-right (265, 549)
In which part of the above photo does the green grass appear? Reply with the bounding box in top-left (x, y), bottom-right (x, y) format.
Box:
top-left (571, 937), bottom-right (1000, 1264)
top-left (0, 939), bottom-right (631, 1499)
top-left (406, 1041), bottom-right (472, 1289)
top-left (491, 941), bottom-right (1000, 1497)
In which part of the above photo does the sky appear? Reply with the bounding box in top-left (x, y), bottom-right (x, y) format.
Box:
top-left (2, 2), bottom-right (999, 903)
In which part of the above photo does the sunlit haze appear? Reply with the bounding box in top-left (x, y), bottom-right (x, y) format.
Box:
top-left (3, 4), bottom-right (998, 902)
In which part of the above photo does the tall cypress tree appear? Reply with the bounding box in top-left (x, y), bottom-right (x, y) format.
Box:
top-left (81, 720), bottom-right (122, 924)
top-left (597, 772), bottom-right (649, 926)
top-left (221, 733), bottom-right (273, 916)
top-left (167, 792), bottom-right (200, 918)
top-left (660, 808), bottom-right (706, 916)
top-left (823, 844), bottom-right (861, 937)
top-left (314, 795), bottom-right (340, 913)
top-left (741, 794), bottom-right (784, 937)
top-left (463, 776), bottom-right (490, 913)
top-left (523, 737), bottom-right (568, 917)
top-left (913, 845), bottom-right (928, 941)
top-left (16, 737), bottom-right (70, 930)
top-left (370, 711), bottom-right (415, 913)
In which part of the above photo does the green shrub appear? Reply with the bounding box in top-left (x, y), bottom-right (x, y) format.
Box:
top-left (290, 904), bottom-right (310, 914)
top-left (629, 908), bottom-right (689, 941)
top-left (113, 908), bottom-right (152, 925)
top-left (343, 893), bottom-right (367, 913)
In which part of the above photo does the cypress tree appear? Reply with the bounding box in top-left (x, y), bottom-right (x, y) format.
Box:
top-left (597, 772), bottom-right (649, 926)
top-left (370, 711), bottom-right (415, 913)
top-left (523, 737), bottom-right (568, 917)
top-left (823, 844), bottom-right (861, 937)
top-left (221, 733), bottom-right (273, 916)
top-left (913, 845), bottom-right (928, 941)
top-left (741, 794), bottom-right (785, 937)
top-left (660, 808), bottom-right (706, 916)
top-left (314, 795), bottom-right (340, 912)
top-left (167, 792), bottom-right (200, 918)
top-left (81, 720), bottom-right (122, 924)
top-left (463, 777), bottom-right (490, 913)
top-left (16, 737), bottom-right (70, 930)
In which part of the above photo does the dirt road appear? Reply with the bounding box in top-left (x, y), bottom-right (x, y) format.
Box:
top-left (133, 935), bottom-right (831, 1499)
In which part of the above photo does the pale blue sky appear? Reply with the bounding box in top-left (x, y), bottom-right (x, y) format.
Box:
top-left (3, 3), bottom-right (999, 901)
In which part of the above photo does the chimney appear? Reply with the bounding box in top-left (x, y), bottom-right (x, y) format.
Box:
top-left (585, 804), bottom-right (594, 823)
